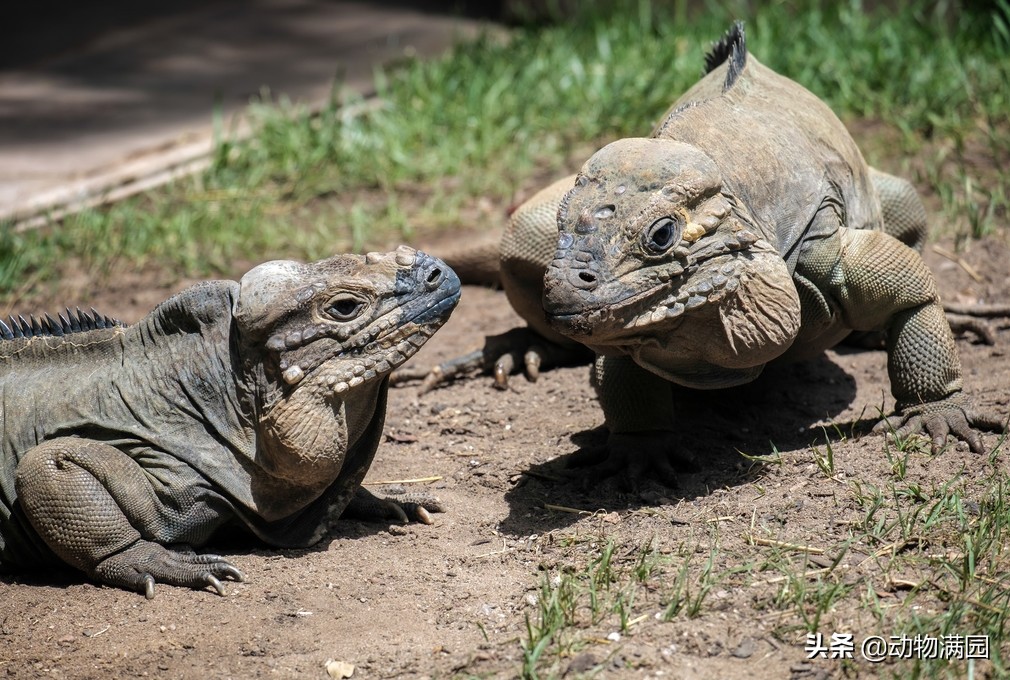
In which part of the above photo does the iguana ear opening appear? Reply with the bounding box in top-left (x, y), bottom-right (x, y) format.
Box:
top-left (233, 260), bottom-right (307, 338)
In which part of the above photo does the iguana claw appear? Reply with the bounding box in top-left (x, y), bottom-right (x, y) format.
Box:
top-left (343, 486), bottom-right (446, 525)
top-left (873, 396), bottom-right (1007, 454)
top-left (94, 541), bottom-right (244, 598)
top-left (492, 343), bottom-right (549, 389)
top-left (206, 575), bottom-right (226, 597)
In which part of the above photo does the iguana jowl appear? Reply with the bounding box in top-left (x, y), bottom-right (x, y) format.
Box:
top-left (419, 23), bottom-right (1004, 483)
top-left (0, 246), bottom-right (460, 596)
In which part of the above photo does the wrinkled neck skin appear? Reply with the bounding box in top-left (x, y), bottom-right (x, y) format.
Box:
top-left (630, 230), bottom-right (801, 388)
top-left (243, 347), bottom-right (382, 497)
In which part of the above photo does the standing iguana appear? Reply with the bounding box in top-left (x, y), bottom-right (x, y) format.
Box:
top-left (401, 23), bottom-right (1004, 484)
top-left (0, 246), bottom-right (460, 596)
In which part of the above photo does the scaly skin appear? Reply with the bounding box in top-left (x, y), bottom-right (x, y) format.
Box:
top-left (424, 22), bottom-right (1004, 485)
top-left (2, 246), bottom-right (460, 596)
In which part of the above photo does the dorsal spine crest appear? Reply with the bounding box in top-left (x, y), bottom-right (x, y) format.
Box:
top-left (703, 20), bottom-right (747, 92)
top-left (0, 307), bottom-right (123, 341)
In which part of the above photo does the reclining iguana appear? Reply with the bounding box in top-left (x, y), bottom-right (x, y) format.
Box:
top-left (399, 23), bottom-right (1005, 484)
top-left (0, 246), bottom-right (460, 596)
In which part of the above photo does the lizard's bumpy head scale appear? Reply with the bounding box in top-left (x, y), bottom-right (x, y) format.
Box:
top-left (235, 246), bottom-right (461, 396)
top-left (544, 137), bottom-right (757, 347)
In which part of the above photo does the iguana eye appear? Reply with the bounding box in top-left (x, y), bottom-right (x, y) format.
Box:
top-left (644, 217), bottom-right (681, 253)
top-left (326, 297), bottom-right (364, 321)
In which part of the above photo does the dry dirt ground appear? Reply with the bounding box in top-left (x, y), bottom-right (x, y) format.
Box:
top-left (1, 221), bottom-right (1009, 678)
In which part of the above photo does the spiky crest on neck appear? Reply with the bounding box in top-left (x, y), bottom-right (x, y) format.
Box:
top-left (703, 20), bottom-right (747, 92)
top-left (0, 307), bottom-right (122, 341)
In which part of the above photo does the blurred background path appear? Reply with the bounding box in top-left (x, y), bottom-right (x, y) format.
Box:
top-left (0, 0), bottom-right (490, 226)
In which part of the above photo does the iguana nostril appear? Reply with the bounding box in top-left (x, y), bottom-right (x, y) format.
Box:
top-left (570, 269), bottom-right (599, 290)
top-left (424, 266), bottom-right (444, 289)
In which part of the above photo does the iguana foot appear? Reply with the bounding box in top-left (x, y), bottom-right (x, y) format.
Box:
top-left (565, 431), bottom-right (695, 490)
top-left (873, 396), bottom-right (1007, 454)
top-left (389, 348), bottom-right (486, 393)
top-left (390, 327), bottom-right (592, 393)
top-left (342, 486), bottom-right (446, 525)
top-left (93, 540), bottom-right (244, 599)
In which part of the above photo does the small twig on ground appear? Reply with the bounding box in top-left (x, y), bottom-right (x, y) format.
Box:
top-left (473, 538), bottom-right (510, 559)
top-left (759, 565), bottom-right (846, 585)
top-left (543, 503), bottom-right (593, 515)
top-left (746, 536), bottom-right (825, 554)
top-left (932, 245), bottom-right (984, 283)
top-left (362, 476), bottom-right (442, 485)
top-left (870, 536), bottom-right (926, 558)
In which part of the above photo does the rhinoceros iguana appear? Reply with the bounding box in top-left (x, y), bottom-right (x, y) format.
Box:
top-left (1, 246), bottom-right (459, 596)
top-left (398, 22), bottom-right (1005, 485)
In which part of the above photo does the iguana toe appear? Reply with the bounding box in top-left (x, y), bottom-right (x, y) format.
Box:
top-left (493, 351), bottom-right (516, 389)
top-left (874, 398), bottom-right (1006, 454)
top-left (389, 349), bottom-right (485, 394)
top-left (523, 347), bottom-right (543, 382)
top-left (343, 487), bottom-right (445, 525)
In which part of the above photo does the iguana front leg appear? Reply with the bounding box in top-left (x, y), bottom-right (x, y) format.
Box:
top-left (563, 354), bottom-right (690, 488)
top-left (817, 229), bottom-right (1005, 452)
top-left (869, 167), bottom-right (997, 343)
top-left (15, 438), bottom-right (243, 598)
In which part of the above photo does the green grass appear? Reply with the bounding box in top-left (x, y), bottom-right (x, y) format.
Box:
top-left (505, 428), bottom-right (1010, 679)
top-left (518, 533), bottom-right (731, 678)
top-left (2, 0), bottom-right (1008, 300)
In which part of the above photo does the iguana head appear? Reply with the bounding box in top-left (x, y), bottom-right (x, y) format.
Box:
top-left (235, 245), bottom-right (459, 393)
top-left (542, 137), bottom-right (761, 354)
top-left (233, 246), bottom-right (460, 490)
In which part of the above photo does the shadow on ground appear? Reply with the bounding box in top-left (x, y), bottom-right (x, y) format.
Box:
top-left (498, 352), bottom-right (874, 536)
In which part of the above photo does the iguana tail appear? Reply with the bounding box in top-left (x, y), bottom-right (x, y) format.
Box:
top-left (436, 238), bottom-right (502, 287)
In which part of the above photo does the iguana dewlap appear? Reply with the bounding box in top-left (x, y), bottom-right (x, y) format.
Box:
top-left (0, 247), bottom-right (460, 596)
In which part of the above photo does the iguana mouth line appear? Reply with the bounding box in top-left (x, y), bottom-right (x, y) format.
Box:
top-left (546, 281), bottom-right (668, 323)
top-left (546, 258), bottom-right (743, 340)
top-left (366, 289), bottom-right (461, 351)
